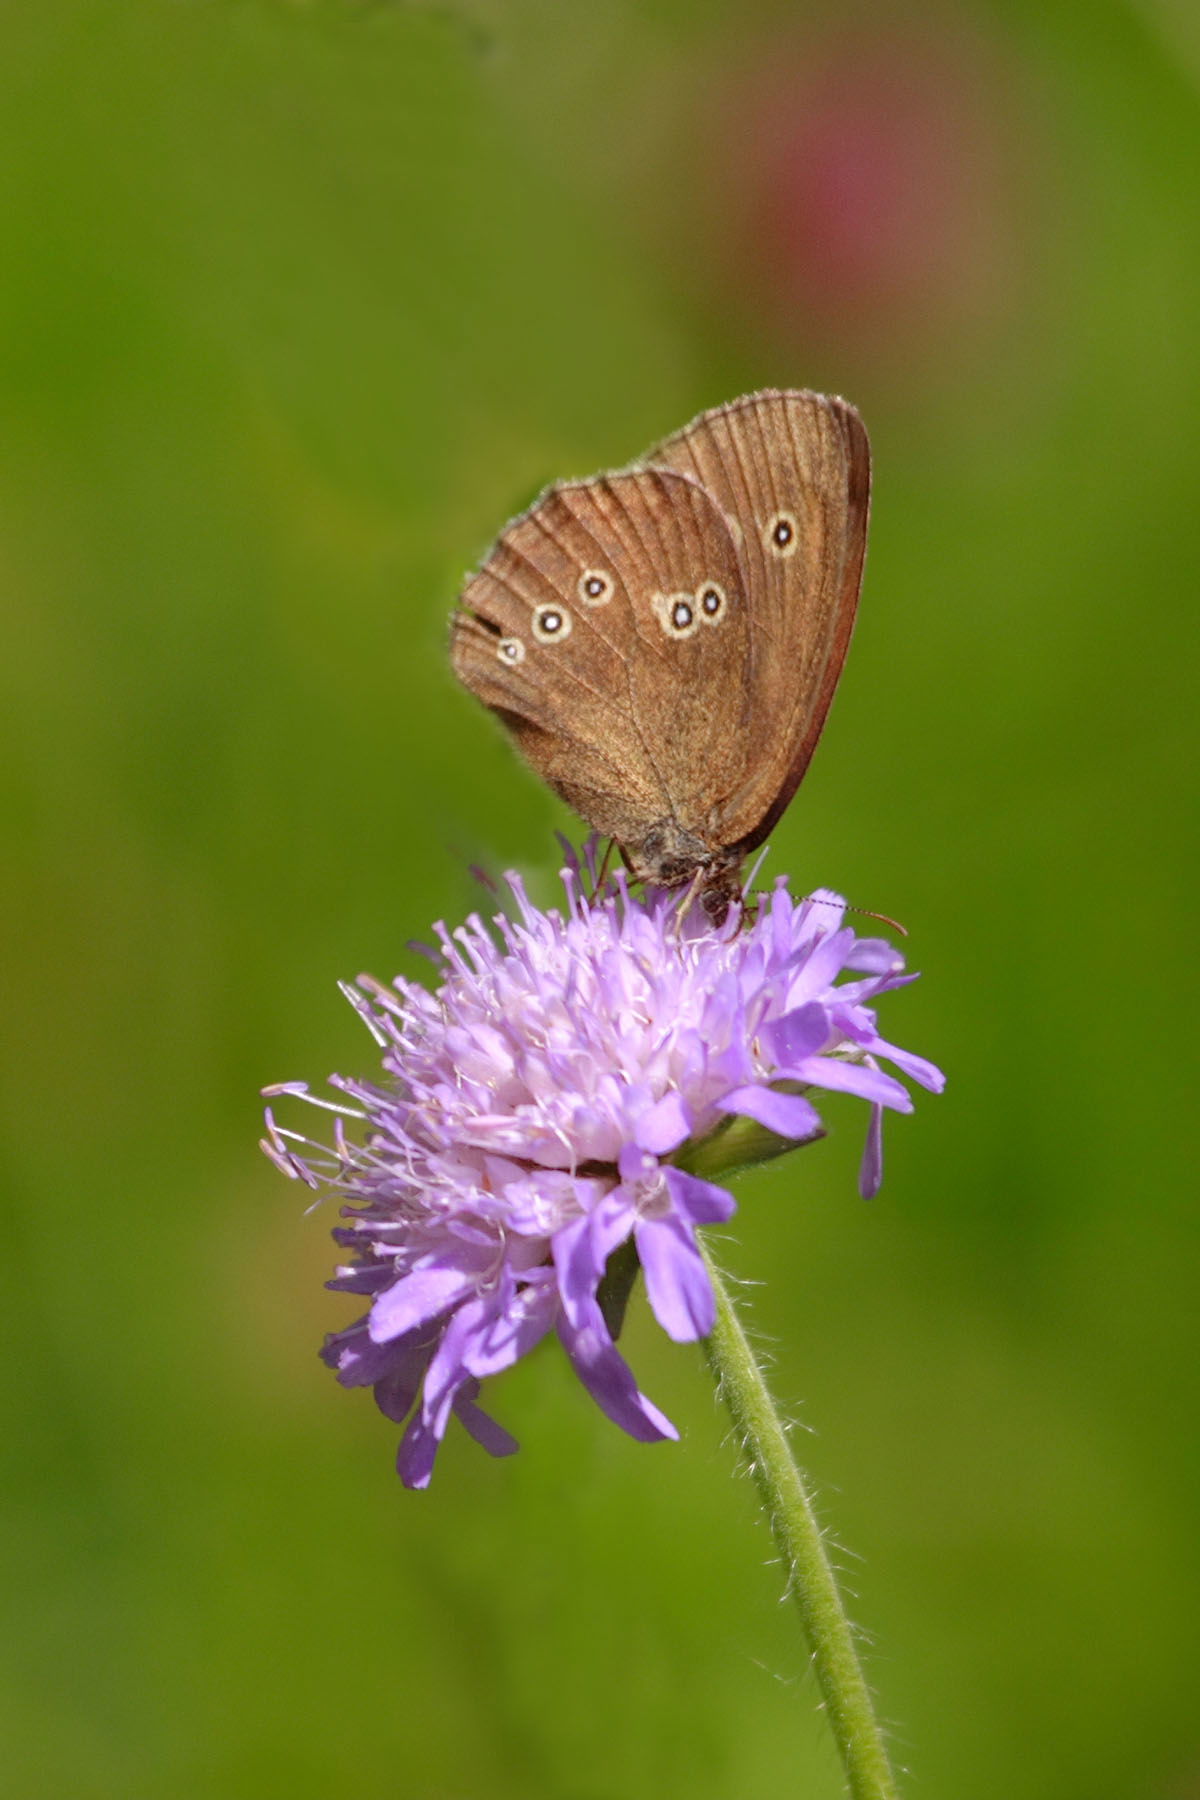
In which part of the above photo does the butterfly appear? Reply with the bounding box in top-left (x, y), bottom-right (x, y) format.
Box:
top-left (450, 389), bottom-right (870, 917)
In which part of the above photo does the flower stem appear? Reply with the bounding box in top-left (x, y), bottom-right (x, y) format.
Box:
top-left (698, 1240), bottom-right (901, 1800)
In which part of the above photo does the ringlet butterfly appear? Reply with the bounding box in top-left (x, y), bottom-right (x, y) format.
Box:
top-left (450, 389), bottom-right (870, 918)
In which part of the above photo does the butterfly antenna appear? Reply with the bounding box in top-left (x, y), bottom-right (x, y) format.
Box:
top-left (845, 901), bottom-right (908, 938)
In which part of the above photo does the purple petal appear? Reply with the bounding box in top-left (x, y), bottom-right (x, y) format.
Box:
top-left (870, 1037), bottom-right (946, 1092)
top-left (717, 1084), bottom-right (823, 1140)
top-left (453, 1383), bottom-right (520, 1459)
top-left (831, 970), bottom-right (919, 1007)
top-left (558, 1302), bottom-right (677, 1443)
top-left (419, 1297), bottom-right (488, 1435)
top-left (759, 1001), bottom-right (830, 1068)
top-left (705, 1036), bottom-right (756, 1091)
top-left (635, 1091), bottom-right (692, 1155)
top-left (373, 1342), bottom-right (435, 1424)
top-left (787, 926), bottom-right (856, 1002)
top-left (327, 1260), bottom-right (394, 1296)
top-left (788, 1057), bottom-right (913, 1112)
top-left (398, 1322), bottom-right (521, 1481)
top-left (797, 887), bottom-right (846, 933)
top-left (618, 1142), bottom-right (658, 1184)
top-left (662, 1165), bottom-right (736, 1226)
top-left (369, 1263), bottom-right (476, 1344)
top-left (842, 937), bottom-right (904, 974)
top-left (551, 1194), bottom-right (635, 1327)
top-left (322, 1317), bottom-right (420, 1388)
top-left (859, 1104), bottom-right (885, 1199)
top-left (635, 1215), bottom-right (715, 1341)
top-left (462, 1278), bottom-right (556, 1378)
top-left (396, 1413), bottom-right (441, 1489)
top-left (550, 1215), bottom-right (598, 1323)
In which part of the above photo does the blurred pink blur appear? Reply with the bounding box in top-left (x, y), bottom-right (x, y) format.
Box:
top-left (709, 15), bottom-right (1028, 362)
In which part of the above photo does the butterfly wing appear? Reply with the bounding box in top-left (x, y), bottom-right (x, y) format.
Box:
top-left (451, 466), bottom-right (755, 868)
top-left (645, 389), bottom-right (870, 853)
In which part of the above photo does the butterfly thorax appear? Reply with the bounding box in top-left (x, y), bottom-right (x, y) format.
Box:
top-left (628, 821), bottom-right (745, 923)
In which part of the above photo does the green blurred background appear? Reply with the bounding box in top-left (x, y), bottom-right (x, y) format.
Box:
top-left (3, 3), bottom-right (1197, 1796)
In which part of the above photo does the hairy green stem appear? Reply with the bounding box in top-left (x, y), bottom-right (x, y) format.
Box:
top-left (698, 1240), bottom-right (901, 1800)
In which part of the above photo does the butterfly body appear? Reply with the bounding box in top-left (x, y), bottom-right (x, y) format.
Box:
top-left (451, 390), bottom-right (870, 914)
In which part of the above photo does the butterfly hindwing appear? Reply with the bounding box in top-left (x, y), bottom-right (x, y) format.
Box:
top-left (451, 466), bottom-right (754, 858)
top-left (645, 389), bottom-right (869, 851)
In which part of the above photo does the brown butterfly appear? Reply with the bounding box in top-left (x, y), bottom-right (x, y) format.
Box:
top-left (450, 389), bottom-right (870, 918)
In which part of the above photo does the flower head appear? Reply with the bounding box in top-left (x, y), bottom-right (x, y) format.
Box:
top-left (262, 846), bottom-right (942, 1487)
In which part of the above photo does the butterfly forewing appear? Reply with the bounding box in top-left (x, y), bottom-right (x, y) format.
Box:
top-left (451, 466), bottom-right (754, 862)
top-left (451, 389), bottom-right (869, 896)
top-left (646, 390), bottom-right (870, 852)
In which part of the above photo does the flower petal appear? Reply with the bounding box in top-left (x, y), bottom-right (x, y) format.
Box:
top-left (462, 1278), bottom-right (556, 1378)
top-left (420, 1297), bottom-right (488, 1436)
top-left (785, 925), bottom-right (856, 1002)
top-left (787, 1057), bottom-right (913, 1112)
top-left (558, 1301), bottom-right (678, 1443)
top-left (759, 1001), bottom-right (830, 1068)
top-left (635, 1091), bottom-right (692, 1155)
top-left (372, 1346), bottom-right (438, 1425)
top-left (552, 1195), bottom-right (635, 1328)
top-left (618, 1142), bottom-right (658, 1184)
top-left (717, 1084), bottom-right (823, 1140)
top-left (368, 1263), bottom-right (477, 1344)
top-left (548, 1215), bottom-right (596, 1323)
top-left (635, 1215), bottom-right (715, 1341)
top-left (396, 1413), bottom-right (441, 1489)
top-left (454, 1382), bottom-right (520, 1459)
top-left (796, 887), bottom-right (846, 933)
top-left (321, 1317), bottom-right (401, 1387)
top-left (842, 936), bottom-right (904, 974)
top-left (869, 1036), bottom-right (946, 1092)
top-left (662, 1165), bottom-right (736, 1226)
top-left (859, 1104), bottom-right (885, 1199)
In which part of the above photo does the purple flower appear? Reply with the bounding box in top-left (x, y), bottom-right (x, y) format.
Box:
top-left (262, 847), bottom-right (942, 1487)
